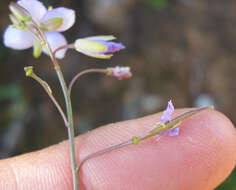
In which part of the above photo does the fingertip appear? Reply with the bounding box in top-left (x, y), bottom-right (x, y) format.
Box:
top-left (79, 109), bottom-right (236, 190)
top-left (0, 109), bottom-right (235, 190)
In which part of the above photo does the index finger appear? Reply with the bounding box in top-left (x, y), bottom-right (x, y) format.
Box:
top-left (0, 109), bottom-right (235, 190)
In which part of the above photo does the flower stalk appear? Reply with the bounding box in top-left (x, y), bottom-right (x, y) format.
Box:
top-left (47, 40), bottom-right (79, 190)
top-left (24, 66), bottom-right (68, 127)
top-left (68, 67), bottom-right (132, 95)
top-left (55, 67), bottom-right (79, 190)
top-left (26, 12), bottom-right (79, 189)
top-left (68, 68), bottom-right (107, 95)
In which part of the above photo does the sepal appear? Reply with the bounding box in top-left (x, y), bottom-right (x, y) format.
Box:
top-left (9, 2), bottom-right (31, 22)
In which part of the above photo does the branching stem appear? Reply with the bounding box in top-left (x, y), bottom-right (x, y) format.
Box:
top-left (30, 20), bottom-right (79, 190)
top-left (26, 71), bottom-right (69, 127)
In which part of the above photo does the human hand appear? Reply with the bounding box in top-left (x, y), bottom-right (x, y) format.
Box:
top-left (0, 109), bottom-right (235, 190)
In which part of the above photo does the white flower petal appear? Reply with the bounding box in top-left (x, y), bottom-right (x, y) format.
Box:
top-left (3, 26), bottom-right (34, 50)
top-left (43, 32), bottom-right (68, 59)
top-left (17, 0), bottom-right (47, 23)
top-left (41, 7), bottom-right (75, 32)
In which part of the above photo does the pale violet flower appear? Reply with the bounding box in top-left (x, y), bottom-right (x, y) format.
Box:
top-left (160, 100), bottom-right (174, 123)
top-left (107, 66), bottom-right (132, 80)
top-left (74, 35), bottom-right (125, 59)
top-left (160, 100), bottom-right (179, 136)
top-left (3, 0), bottom-right (75, 59)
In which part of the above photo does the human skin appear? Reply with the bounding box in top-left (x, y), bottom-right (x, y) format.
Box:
top-left (0, 109), bottom-right (235, 190)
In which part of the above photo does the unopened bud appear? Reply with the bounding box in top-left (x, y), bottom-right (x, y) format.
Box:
top-left (24, 66), bottom-right (52, 94)
top-left (74, 36), bottom-right (125, 59)
top-left (75, 39), bottom-right (107, 53)
top-left (9, 2), bottom-right (31, 22)
top-left (24, 66), bottom-right (34, 77)
top-left (106, 66), bottom-right (132, 80)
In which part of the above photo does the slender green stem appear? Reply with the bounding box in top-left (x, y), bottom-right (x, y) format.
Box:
top-left (48, 44), bottom-right (79, 190)
top-left (26, 18), bottom-right (79, 190)
top-left (45, 42), bottom-right (79, 190)
top-left (55, 68), bottom-right (79, 190)
top-left (44, 39), bottom-right (79, 190)
top-left (25, 69), bottom-right (68, 127)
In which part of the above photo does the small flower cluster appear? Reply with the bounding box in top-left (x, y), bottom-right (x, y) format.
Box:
top-left (2, 2), bottom-right (187, 190)
top-left (4, 0), bottom-right (75, 58)
top-left (4, 0), bottom-right (125, 60)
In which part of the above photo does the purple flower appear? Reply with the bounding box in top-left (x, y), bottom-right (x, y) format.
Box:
top-left (160, 100), bottom-right (174, 123)
top-left (167, 127), bottom-right (179, 136)
top-left (107, 66), bottom-right (132, 80)
top-left (3, 0), bottom-right (76, 59)
top-left (74, 36), bottom-right (125, 59)
top-left (160, 100), bottom-right (179, 136)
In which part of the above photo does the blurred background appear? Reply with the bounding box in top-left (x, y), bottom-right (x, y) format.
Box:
top-left (0, 0), bottom-right (235, 189)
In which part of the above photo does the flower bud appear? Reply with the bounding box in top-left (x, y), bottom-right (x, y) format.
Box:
top-left (106, 66), bottom-right (132, 80)
top-left (24, 66), bottom-right (34, 77)
top-left (24, 66), bottom-right (52, 94)
top-left (74, 35), bottom-right (125, 59)
top-left (9, 2), bottom-right (31, 22)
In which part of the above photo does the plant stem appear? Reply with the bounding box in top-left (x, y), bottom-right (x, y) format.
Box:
top-left (77, 107), bottom-right (211, 176)
top-left (46, 44), bottom-right (79, 190)
top-left (48, 48), bottom-right (79, 190)
top-left (52, 43), bottom-right (75, 58)
top-left (55, 67), bottom-right (79, 190)
top-left (77, 140), bottom-right (132, 172)
top-left (29, 19), bottom-right (79, 190)
top-left (27, 71), bottom-right (69, 127)
top-left (68, 69), bottom-right (107, 95)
